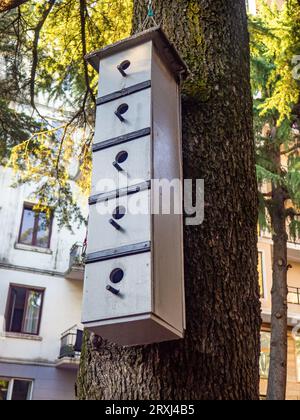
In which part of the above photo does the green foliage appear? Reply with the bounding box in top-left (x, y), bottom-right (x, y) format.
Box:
top-left (7, 123), bottom-right (91, 230)
top-left (2, 0), bottom-right (299, 235)
top-left (258, 190), bottom-right (271, 232)
top-left (1, 0), bottom-right (133, 228)
top-left (256, 164), bottom-right (282, 185)
top-left (0, 99), bottom-right (40, 161)
top-left (286, 155), bottom-right (300, 207)
top-left (250, 0), bottom-right (300, 240)
top-left (21, 0), bottom-right (132, 107)
top-left (0, 10), bottom-right (40, 161)
top-left (251, 1), bottom-right (299, 123)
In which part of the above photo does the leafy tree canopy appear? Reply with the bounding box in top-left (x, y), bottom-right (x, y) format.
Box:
top-left (1, 0), bottom-right (300, 234)
top-left (0, 0), bottom-right (132, 227)
top-left (250, 0), bottom-right (300, 239)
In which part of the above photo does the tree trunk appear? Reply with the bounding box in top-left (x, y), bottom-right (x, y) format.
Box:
top-left (0, 0), bottom-right (29, 13)
top-left (267, 183), bottom-right (288, 400)
top-left (77, 0), bottom-right (261, 400)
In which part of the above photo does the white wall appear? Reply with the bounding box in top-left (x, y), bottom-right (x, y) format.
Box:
top-left (247, 0), bottom-right (257, 15)
top-left (0, 166), bottom-right (86, 363)
top-left (0, 167), bottom-right (87, 273)
top-left (0, 362), bottom-right (77, 400)
top-left (0, 268), bottom-right (83, 363)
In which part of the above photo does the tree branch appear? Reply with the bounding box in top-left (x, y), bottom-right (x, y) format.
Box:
top-left (29, 0), bottom-right (56, 110)
top-left (79, 0), bottom-right (95, 105)
top-left (55, 89), bottom-right (90, 179)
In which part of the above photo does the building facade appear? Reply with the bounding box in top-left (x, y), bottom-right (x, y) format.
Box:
top-left (0, 166), bottom-right (86, 400)
top-left (247, 0), bottom-right (285, 15)
top-left (258, 233), bottom-right (300, 399)
top-left (247, 0), bottom-right (258, 15)
top-left (0, 166), bottom-right (299, 400)
top-left (247, 0), bottom-right (300, 401)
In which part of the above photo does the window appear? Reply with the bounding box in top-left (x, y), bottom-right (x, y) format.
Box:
top-left (0, 379), bottom-right (9, 400)
top-left (18, 204), bottom-right (52, 249)
top-left (260, 331), bottom-right (271, 378)
top-left (287, 287), bottom-right (300, 305)
top-left (6, 285), bottom-right (44, 336)
top-left (246, 0), bottom-right (257, 15)
top-left (296, 340), bottom-right (300, 382)
top-left (258, 252), bottom-right (265, 298)
top-left (0, 378), bottom-right (33, 400)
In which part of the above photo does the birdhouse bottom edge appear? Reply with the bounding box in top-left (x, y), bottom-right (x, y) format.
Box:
top-left (82, 312), bottom-right (184, 347)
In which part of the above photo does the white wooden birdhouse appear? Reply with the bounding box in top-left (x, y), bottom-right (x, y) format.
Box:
top-left (82, 27), bottom-right (187, 346)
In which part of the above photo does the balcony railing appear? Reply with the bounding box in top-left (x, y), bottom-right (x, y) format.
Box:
top-left (69, 242), bottom-right (86, 269)
top-left (288, 237), bottom-right (300, 246)
top-left (288, 287), bottom-right (300, 305)
top-left (59, 325), bottom-right (83, 359)
top-left (65, 242), bottom-right (86, 280)
top-left (260, 230), bottom-right (300, 245)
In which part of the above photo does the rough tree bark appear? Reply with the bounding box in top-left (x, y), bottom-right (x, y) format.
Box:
top-left (77, 0), bottom-right (261, 400)
top-left (0, 0), bottom-right (28, 13)
top-left (266, 145), bottom-right (288, 401)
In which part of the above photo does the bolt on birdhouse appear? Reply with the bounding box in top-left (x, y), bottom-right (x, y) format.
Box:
top-left (82, 27), bottom-right (188, 346)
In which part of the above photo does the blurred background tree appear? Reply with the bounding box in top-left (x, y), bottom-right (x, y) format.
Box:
top-left (250, 0), bottom-right (300, 400)
top-left (0, 0), bottom-right (132, 227)
top-left (0, 8), bottom-right (40, 161)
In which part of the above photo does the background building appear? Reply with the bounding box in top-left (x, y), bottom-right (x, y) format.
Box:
top-left (247, 0), bottom-right (300, 401)
top-left (247, 0), bottom-right (285, 14)
top-left (247, 0), bottom-right (258, 15)
top-left (258, 232), bottom-right (300, 399)
top-left (1, 159), bottom-right (299, 400)
top-left (0, 164), bottom-right (86, 400)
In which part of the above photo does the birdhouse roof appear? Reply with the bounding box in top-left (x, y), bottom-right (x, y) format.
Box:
top-left (85, 26), bottom-right (188, 81)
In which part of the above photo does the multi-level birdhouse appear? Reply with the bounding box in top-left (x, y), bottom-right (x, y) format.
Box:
top-left (82, 27), bottom-right (187, 346)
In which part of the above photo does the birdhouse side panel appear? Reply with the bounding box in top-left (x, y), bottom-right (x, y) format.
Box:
top-left (151, 46), bottom-right (185, 334)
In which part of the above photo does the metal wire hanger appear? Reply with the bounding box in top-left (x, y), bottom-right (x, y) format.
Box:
top-left (140, 0), bottom-right (158, 31)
